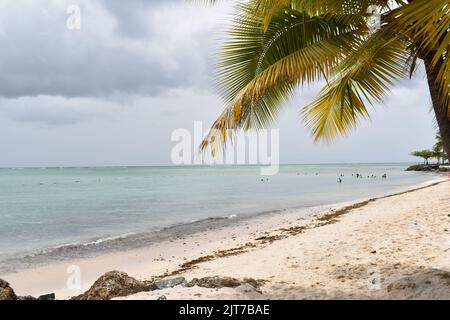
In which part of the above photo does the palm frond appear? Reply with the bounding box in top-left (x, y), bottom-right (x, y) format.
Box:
top-left (200, 5), bottom-right (365, 152)
top-left (303, 33), bottom-right (409, 142)
top-left (200, 0), bottom-right (448, 155)
top-left (385, 0), bottom-right (449, 108)
top-left (254, 0), bottom-right (407, 26)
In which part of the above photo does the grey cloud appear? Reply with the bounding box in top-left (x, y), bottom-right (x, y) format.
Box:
top-left (0, 1), bottom-right (437, 167)
top-left (0, 0), bottom-right (218, 99)
top-left (99, 0), bottom-right (168, 38)
top-left (0, 96), bottom-right (124, 126)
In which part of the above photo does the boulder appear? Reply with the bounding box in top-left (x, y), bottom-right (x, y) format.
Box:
top-left (0, 279), bottom-right (17, 300)
top-left (17, 295), bottom-right (37, 300)
top-left (71, 271), bottom-right (149, 300)
top-left (188, 276), bottom-right (264, 289)
top-left (0, 278), bottom-right (38, 300)
top-left (38, 293), bottom-right (55, 300)
top-left (406, 164), bottom-right (440, 172)
top-left (151, 277), bottom-right (188, 290)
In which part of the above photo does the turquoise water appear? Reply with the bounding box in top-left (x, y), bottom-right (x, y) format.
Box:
top-left (0, 164), bottom-right (437, 267)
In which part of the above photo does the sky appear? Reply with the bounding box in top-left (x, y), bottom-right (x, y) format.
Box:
top-left (0, 0), bottom-right (438, 167)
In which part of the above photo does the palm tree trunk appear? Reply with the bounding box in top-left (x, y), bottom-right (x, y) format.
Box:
top-left (423, 55), bottom-right (450, 157)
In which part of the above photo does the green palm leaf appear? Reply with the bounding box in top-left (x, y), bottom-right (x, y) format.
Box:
top-left (385, 0), bottom-right (449, 108)
top-left (200, 0), bottom-right (450, 157)
top-left (303, 34), bottom-right (409, 142)
top-left (201, 4), bottom-right (365, 152)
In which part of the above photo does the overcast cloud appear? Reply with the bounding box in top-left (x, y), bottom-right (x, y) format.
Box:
top-left (0, 0), bottom-right (437, 167)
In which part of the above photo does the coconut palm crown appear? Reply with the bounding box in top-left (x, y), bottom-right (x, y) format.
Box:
top-left (200, 0), bottom-right (450, 156)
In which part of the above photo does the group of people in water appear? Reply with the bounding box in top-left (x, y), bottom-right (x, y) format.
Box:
top-left (260, 172), bottom-right (388, 184)
top-left (338, 173), bottom-right (387, 183)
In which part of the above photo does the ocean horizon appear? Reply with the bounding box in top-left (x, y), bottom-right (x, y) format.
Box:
top-left (0, 161), bottom-right (418, 169)
top-left (0, 163), bottom-right (439, 273)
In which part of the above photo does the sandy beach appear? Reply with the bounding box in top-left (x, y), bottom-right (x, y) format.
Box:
top-left (1, 0), bottom-right (450, 308)
top-left (2, 177), bottom-right (449, 300)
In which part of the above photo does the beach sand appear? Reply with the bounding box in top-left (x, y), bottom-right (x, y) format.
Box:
top-left (2, 178), bottom-right (449, 299)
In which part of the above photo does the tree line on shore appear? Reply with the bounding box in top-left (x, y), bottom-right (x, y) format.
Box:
top-left (411, 133), bottom-right (448, 165)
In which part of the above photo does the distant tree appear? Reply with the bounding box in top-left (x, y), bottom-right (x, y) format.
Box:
top-left (411, 150), bottom-right (434, 165)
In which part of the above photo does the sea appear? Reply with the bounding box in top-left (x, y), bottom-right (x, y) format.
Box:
top-left (0, 164), bottom-right (439, 273)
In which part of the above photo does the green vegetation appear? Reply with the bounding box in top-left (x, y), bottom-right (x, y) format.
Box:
top-left (433, 133), bottom-right (447, 164)
top-left (411, 133), bottom-right (448, 165)
top-left (201, 1), bottom-right (450, 157)
top-left (410, 150), bottom-right (435, 165)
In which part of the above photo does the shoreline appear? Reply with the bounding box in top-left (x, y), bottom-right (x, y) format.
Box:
top-left (124, 177), bottom-right (449, 300)
top-left (0, 172), bottom-right (442, 275)
top-left (1, 176), bottom-right (448, 299)
top-left (0, 202), bottom-right (332, 275)
top-left (154, 177), bottom-right (449, 280)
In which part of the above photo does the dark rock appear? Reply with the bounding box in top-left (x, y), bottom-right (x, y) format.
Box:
top-left (157, 295), bottom-right (167, 300)
top-left (71, 271), bottom-right (149, 300)
top-left (406, 164), bottom-right (449, 172)
top-left (151, 277), bottom-right (188, 290)
top-left (406, 164), bottom-right (436, 171)
top-left (0, 278), bottom-right (38, 300)
top-left (17, 295), bottom-right (37, 300)
top-left (38, 293), bottom-right (55, 300)
top-left (188, 276), bottom-right (265, 289)
top-left (0, 278), bottom-right (17, 300)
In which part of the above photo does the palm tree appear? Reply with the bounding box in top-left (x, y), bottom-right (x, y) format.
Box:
top-left (434, 132), bottom-right (443, 150)
top-left (201, 0), bottom-right (449, 157)
top-left (411, 150), bottom-right (435, 165)
top-left (433, 132), bottom-right (449, 164)
top-left (443, 153), bottom-right (449, 164)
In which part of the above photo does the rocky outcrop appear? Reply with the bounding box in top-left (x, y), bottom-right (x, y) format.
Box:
top-left (37, 293), bottom-right (55, 300)
top-left (17, 295), bottom-right (37, 300)
top-left (151, 277), bottom-right (188, 290)
top-left (70, 272), bottom-right (266, 300)
top-left (71, 271), bottom-right (150, 300)
top-left (188, 276), bottom-right (265, 289)
top-left (0, 279), bottom-right (37, 300)
top-left (406, 164), bottom-right (450, 172)
top-left (0, 279), bottom-right (17, 300)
